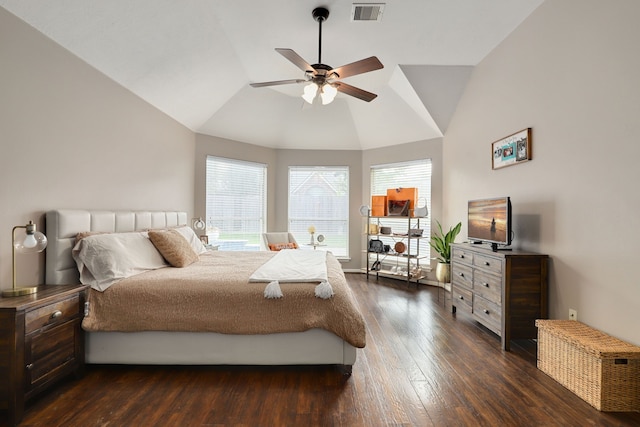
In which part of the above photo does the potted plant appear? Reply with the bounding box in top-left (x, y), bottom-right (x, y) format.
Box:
top-left (430, 220), bottom-right (462, 283)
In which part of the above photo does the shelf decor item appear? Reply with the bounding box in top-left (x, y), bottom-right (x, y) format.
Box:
top-left (492, 128), bottom-right (532, 170)
top-left (387, 187), bottom-right (417, 214)
top-left (413, 198), bottom-right (429, 218)
top-left (308, 225), bottom-right (316, 245)
top-left (371, 195), bottom-right (387, 216)
top-left (3, 221), bottom-right (48, 297)
top-left (429, 220), bottom-right (461, 283)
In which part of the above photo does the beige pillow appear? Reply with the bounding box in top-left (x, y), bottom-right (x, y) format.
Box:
top-left (148, 229), bottom-right (199, 268)
top-left (75, 230), bottom-right (106, 246)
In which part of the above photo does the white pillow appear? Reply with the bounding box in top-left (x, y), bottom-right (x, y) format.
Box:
top-left (72, 231), bottom-right (167, 291)
top-left (173, 226), bottom-right (208, 254)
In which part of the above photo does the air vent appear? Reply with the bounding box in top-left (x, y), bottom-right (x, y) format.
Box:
top-left (351, 3), bottom-right (385, 22)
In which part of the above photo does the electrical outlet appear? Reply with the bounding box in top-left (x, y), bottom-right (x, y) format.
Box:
top-left (569, 309), bottom-right (578, 321)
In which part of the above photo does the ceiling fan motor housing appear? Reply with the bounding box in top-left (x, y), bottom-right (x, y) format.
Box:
top-left (312, 7), bottom-right (330, 22)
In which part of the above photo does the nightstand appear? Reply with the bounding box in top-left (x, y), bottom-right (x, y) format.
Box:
top-left (0, 284), bottom-right (88, 426)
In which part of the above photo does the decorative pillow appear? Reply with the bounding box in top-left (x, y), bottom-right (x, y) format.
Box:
top-left (173, 226), bottom-right (208, 254)
top-left (268, 242), bottom-right (299, 251)
top-left (72, 231), bottom-right (168, 291)
top-left (148, 229), bottom-right (199, 268)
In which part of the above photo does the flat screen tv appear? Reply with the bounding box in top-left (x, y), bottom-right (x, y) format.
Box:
top-left (467, 196), bottom-right (512, 251)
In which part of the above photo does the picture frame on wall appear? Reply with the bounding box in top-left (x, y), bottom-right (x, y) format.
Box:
top-left (492, 128), bottom-right (532, 170)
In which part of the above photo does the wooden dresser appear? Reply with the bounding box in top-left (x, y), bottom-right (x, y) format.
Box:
top-left (450, 243), bottom-right (548, 351)
top-left (0, 284), bottom-right (87, 426)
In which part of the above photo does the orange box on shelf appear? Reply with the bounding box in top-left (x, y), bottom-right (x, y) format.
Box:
top-left (387, 187), bottom-right (418, 216)
top-left (371, 195), bottom-right (387, 216)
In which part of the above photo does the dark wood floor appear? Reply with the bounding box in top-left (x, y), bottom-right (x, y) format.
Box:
top-left (6, 273), bottom-right (640, 426)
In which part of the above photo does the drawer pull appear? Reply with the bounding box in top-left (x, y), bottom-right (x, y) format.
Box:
top-left (50, 310), bottom-right (63, 319)
top-left (483, 309), bottom-right (490, 314)
top-left (458, 272), bottom-right (464, 277)
top-left (459, 295), bottom-right (464, 300)
top-left (26, 363), bottom-right (33, 370)
top-left (482, 282), bottom-right (489, 287)
top-left (484, 261), bottom-right (490, 266)
top-left (459, 254), bottom-right (465, 258)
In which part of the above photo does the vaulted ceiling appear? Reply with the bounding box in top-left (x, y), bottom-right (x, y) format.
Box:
top-left (0, 0), bottom-right (544, 150)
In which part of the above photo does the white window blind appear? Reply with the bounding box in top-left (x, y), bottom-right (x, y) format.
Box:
top-left (288, 166), bottom-right (349, 257)
top-left (205, 156), bottom-right (266, 251)
top-left (370, 159), bottom-right (432, 259)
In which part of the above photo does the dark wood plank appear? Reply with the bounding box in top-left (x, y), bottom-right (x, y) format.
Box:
top-left (3, 274), bottom-right (640, 426)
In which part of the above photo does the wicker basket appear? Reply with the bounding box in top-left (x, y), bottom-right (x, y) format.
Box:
top-left (536, 320), bottom-right (640, 412)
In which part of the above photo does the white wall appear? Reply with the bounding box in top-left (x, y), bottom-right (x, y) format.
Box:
top-left (444, 0), bottom-right (640, 344)
top-left (0, 8), bottom-right (195, 289)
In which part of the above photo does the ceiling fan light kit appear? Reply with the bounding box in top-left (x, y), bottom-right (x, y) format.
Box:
top-left (250, 7), bottom-right (383, 105)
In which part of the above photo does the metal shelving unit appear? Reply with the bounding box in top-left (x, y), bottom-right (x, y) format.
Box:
top-left (364, 212), bottom-right (428, 283)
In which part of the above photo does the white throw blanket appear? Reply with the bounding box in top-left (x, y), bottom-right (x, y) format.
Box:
top-left (249, 250), bottom-right (334, 299)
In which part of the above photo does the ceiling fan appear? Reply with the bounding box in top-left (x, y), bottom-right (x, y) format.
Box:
top-left (250, 7), bottom-right (383, 104)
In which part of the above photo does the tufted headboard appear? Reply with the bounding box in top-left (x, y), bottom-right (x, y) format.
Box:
top-left (45, 209), bottom-right (188, 285)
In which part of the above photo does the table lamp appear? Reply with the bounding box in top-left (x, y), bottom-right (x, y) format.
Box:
top-left (2, 221), bottom-right (48, 297)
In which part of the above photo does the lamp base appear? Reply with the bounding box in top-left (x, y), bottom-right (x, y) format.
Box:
top-left (2, 286), bottom-right (38, 297)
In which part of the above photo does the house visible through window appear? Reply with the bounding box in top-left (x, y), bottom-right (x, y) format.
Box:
top-left (205, 156), bottom-right (266, 251)
top-left (288, 166), bottom-right (349, 258)
top-left (370, 159), bottom-right (432, 260)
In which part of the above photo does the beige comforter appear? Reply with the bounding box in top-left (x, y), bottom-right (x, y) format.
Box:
top-left (82, 251), bottom-right (366, 348)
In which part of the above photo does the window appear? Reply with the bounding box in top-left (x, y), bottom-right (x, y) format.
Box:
top-left (370, 159), bottom-right (432, 259)
top-left (205, 156), bottom-right (266, 251)
top-left (288, 166), bottom-right (349, 257)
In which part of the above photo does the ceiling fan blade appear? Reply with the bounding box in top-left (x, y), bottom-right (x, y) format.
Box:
top-left (250, 79), bottom-right (307, 88)
top-left (330, 56), bottom-right (383, 79)
top-left (275, 48), bottom-right (317, 74)
top-left (334, 82), bottom-right (378, 102)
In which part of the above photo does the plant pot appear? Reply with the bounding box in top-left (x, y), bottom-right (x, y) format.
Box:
top-left (435, 262), bottom-right (451, 283)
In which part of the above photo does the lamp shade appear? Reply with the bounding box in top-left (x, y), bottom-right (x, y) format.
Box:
top-left (302, 82), bottom-right (319, 104)
top-left (14, 228), bottom-right (47, 253)
top-left (321, 84), bottom-right (338, 105)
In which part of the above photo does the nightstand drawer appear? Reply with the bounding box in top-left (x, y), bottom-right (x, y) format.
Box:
top-left (25, 294), bottom-right (80, 334)
top-left (26, 320), bottom-right (78, 388)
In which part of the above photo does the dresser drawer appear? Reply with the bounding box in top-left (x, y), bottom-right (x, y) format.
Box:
top-left (473, 253), bottom-right (503, 275)
top-left (452, 246), bottom-right (473, 266)
top-left (452, 262), bottom-right (473, 289)
top-left (25, 294), bottom-right (80, 335)
top-left (473, 295), bottom-right (501, 335)
top-left (452, 285), bottom-right (472, 313)
top-left (473, 270), bottom-right (502, 305)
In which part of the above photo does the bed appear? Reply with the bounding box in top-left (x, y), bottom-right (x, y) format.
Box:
top-left (45, 209), bottom-right (365, 371)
